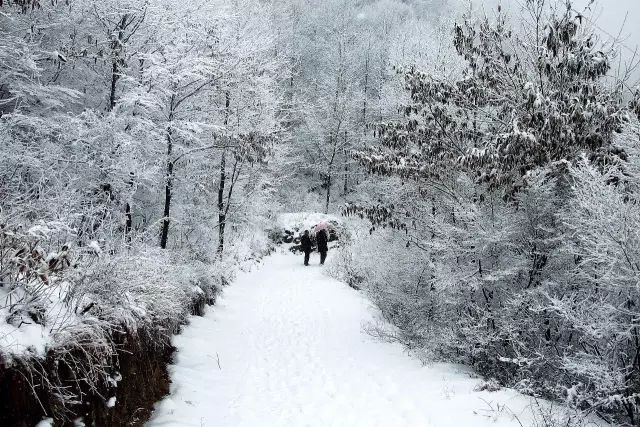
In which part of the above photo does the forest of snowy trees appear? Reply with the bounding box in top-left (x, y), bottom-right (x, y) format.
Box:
top-left (1, 0), bottom-right (640, 425)
top-left (338, 2), bottom-right (640, 426)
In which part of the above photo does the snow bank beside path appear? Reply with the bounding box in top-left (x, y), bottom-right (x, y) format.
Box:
top-left (0, 312), bottom-right (50, 357)
top-left (148, 251), bottom-right (602, 427)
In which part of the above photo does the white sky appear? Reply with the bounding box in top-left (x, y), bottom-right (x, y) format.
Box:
top-left (576, 0), bottom-right (640, 83)
top-left (577, 1), bottom-right (639, 57)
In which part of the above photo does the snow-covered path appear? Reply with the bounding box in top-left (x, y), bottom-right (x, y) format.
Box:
top-left (147, 251), bottom-right (547, 427)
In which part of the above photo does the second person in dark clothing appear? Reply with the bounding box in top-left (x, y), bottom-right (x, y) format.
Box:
top-left (316, 228), bottom-right (328, 265)
top-left (301, 230), bottom-right (312, 266)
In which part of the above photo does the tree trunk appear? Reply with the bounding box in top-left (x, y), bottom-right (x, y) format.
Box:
top-left (109, 60), bottom-right (120, 112)
top-left (160, 100), bottom-right (175, 249)
top-left (125, 172), bottom-right (135, 243)
top-left (160, 127), bottom-right (173, 249)
top-left (125, 202), bottom-right (132, 242)
top-left (342, 131), bottom-right (348, 196)
top-left (217, 148), bottom-right (227, 254)
top-left (108, 14), bottom-right (134, 244)
top-left (363, 48), bottom-right (369, 133)
top-left (108, 14), bottom-right (128, 112)
top-left (324, 131), bottom-right (340, 214)
top-left (325, 168), bottom-right (332, 214)
top-left (217, 92), bottom-right (231, 254)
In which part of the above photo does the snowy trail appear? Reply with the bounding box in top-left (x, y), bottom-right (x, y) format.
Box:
top-left (147, 250), bottom-right (547, 427)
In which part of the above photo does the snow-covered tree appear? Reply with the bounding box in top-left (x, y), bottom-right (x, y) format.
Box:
top-left (343, 1), bottom-right (640, 424)
top-left (357, 0), bottom-right (627, 194)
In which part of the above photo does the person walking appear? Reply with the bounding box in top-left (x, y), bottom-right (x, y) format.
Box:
top-left (301, 230), bottom-right (312, 266)
top-left (316, 228), bottom-right (328, 265)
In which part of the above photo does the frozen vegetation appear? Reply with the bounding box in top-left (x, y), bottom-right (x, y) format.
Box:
top-left (1, 0), bottom-right (640, 425)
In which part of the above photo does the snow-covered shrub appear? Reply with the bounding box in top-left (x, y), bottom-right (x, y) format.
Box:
top-left (523, 398), bottom-right (598, 427)
top-left (541, 128), bottom-right (640, 421)
top-left (328, 220), bottom-right (377, 289)
top-left (0, 221), bottom-right (76, 360)
top-left (67, 247), bottom-right (205, 334)
top-left (268, 212), bottom-right (348, 250)
top-left (331, 217), bottom-right (447, 348)
top-left (346, 134), bottom-right (640, 424)
top-left (0, 222), bottom-right (225, 416)
top-left (474, 378), bottom-right (502, 393)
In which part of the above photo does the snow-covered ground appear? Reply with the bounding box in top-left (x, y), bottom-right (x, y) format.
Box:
top-left (147, 250), bottom-right (594, 427)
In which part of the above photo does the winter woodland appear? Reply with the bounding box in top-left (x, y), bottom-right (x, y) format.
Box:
top-left (1, 0), bottom-right (640, 425)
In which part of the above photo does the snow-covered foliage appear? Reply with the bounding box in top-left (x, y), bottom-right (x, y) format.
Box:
top-left (355, 0), bottom-right (627, 195)
top-left (270, 213), bottom-right (344, 242)
top-left (267, 212), bottom-right (348, 258)
top-left (271, 0), bottom-right (456, 214)
top-left (0, 0), bottom-right (283, 423)
top-left (340, 1), bottom-right (640, 425)
top-left (341, 132), bottom-right (640, 422)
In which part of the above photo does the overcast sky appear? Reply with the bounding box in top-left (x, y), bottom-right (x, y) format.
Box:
top-left (577, 0), bottom-right (639, 51)
top-left (576, 0), bottom-right (640, 82)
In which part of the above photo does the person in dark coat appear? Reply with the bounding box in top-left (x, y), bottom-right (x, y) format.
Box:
top-left (316, 228), bottom-right (328, 265)
top-left (300, 230), bottom-right (312, 266)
